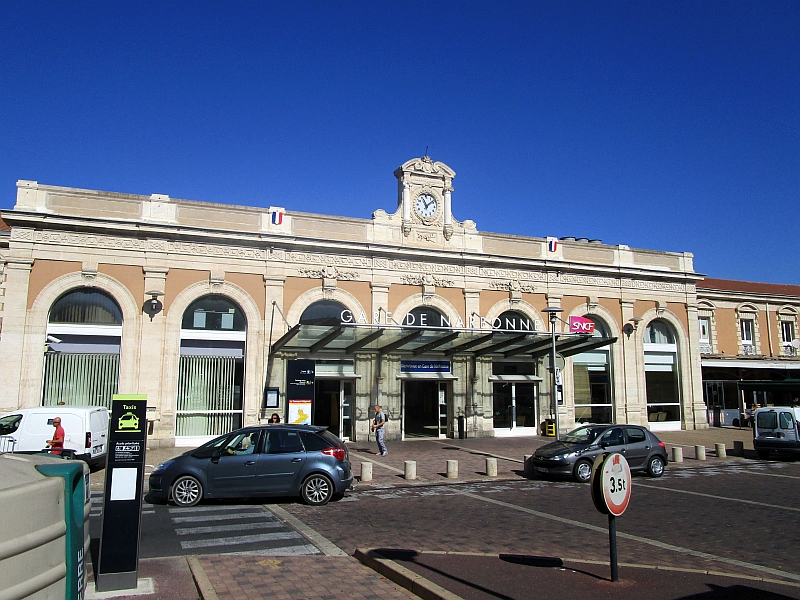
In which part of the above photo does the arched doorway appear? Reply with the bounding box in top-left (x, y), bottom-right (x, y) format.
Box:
top-left (176, 295), bottom-right (246, 442)
top-left (299, 300), bottom-right (354, 440)
top-left (43, 288), bottom-right (122, 407)
top-left (492, 310), bottom-right (538, 432)
top-left (403, 306), bottom-right (450, 438)
top-left (572, 317), bottom-right (613, 424)
top-left (644, 319), bottom-right (682, 430)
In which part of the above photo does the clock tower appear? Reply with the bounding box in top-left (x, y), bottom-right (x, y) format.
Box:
top-left (394, 156), bottom-right (456, 240)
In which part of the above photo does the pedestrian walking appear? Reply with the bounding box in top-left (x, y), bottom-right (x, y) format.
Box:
top-left (371, 404), bottom-right (387, 456)
top-left (46, 416), bottom-right (65, 455)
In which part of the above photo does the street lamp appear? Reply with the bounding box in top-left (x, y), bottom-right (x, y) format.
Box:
top-left (542, 307), bottom-right (563, 440)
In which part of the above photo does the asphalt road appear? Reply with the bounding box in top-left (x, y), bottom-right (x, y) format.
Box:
top-left (282, 459), bottom-right (800, 598)
top-left (88, 456), bottom-right (800, 599)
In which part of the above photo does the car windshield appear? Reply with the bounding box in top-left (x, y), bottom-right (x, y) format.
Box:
top-left (561, 426), bottom-right (606, 445)
top-left (0, 414), bottom-right (22, 435)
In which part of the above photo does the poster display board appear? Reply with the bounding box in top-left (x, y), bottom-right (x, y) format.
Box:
top-left (287, 359), bottom-right (315, 424)
top-left (96, 395), bottom-right (148, 592)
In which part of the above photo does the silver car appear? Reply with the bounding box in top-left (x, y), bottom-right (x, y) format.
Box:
top-left (531, 424), bottom-right (668, 483)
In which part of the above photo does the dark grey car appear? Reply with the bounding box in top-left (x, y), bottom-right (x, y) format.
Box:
top-left (531, 424), bottom-right (668, 483)
top-left (148, 425), bottom-right (353, 507)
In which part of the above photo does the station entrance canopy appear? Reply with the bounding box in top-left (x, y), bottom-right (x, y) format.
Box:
top-left (271, 323), bottom-right (617, 358)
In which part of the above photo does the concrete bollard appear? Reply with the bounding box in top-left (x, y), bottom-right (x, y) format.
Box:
top-left (672, 446), bottom-right (683, 463)
top-left (486, 457), bottom-right (498, 477)
top-left (447, 459), bottom-right (458, 479)
top-left (361, 461), bottom-right (373, 482)
top-left (716, 443), bottom-right (726, 458)
top-left (695, 445), bottom-right (706, 461)
top-left (523, 454), bottom-right (534, 478)
top-left (733, 441), bottom-right (744, 457)
top-left (404, 460), bottom-right (416, 480)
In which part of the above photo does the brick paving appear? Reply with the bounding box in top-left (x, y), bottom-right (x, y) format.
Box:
top-left (197, 555), bottom-right (417, 600)
top-left (86, 427), bottom-right (779, 599)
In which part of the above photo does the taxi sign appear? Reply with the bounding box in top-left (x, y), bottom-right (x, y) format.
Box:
top-left (591, 453), bottom-right (632, 517)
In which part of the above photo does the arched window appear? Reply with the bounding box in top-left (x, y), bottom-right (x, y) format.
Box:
top-left (493, 311), bottom-right (535, 331)
top-left (182, 295), bottom-right (246, 331)
top-left (50, 289), bottom-right (122, 325)
top-left (43, 288), bottom-right (123, 408)
top-left (644, 319), bottom-right (681, 427)
top-left (645, 320), bottom-right (675, 344)
top-left (572, 317), bottom-right (613, 424)
top-left (404, 306), bottom-right (449, 327)
top-left (300, 300), bottom-right (348, 326)
top-left (176, 295), bottom-right (247, 441)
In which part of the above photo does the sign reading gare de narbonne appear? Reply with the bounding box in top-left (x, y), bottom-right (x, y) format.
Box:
top-left (339, 310), bottom-right (597, 334)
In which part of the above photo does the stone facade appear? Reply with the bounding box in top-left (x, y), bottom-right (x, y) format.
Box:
top-left (0, 158), bottom-right (708, 447)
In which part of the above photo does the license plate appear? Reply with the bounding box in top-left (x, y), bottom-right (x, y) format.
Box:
top-left (535, 466), bottom-right (549, 473)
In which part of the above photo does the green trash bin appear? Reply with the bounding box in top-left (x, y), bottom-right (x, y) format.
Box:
top-left (36, 460), bottom-right (89, 600)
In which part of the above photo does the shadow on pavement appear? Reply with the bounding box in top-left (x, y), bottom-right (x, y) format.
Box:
top-left (675, 583), bottom-right (799, 600)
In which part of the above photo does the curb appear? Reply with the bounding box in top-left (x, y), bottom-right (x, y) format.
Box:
top-left (354, 548), bottom-right (464, 600)
top-left (187, 556), bottom-right (219, 600)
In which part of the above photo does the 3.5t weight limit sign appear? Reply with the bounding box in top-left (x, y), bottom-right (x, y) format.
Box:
top-left (593, 453), bottom-right (632, 516)
top-left (590, 452), bottom-right (632, 582)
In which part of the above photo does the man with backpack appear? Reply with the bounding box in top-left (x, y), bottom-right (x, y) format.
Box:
top-left (371, 404), bottom-right (387, 456)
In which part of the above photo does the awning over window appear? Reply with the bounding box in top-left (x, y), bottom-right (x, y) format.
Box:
top-left (271, 324), bottom-right (616, 358)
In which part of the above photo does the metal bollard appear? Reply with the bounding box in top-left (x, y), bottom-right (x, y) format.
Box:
top-left (361, 461), bottom-right (373, 482)
top-left (715, 443), bottom-right (726, 458)
top-left (486, 457), bottom-right (497, 477)
top-left (404, 460), bottom-right (416, 480)
top-left (733, 441), bottom-right (744, 457)
top-left (695, 445), bottom-right (706, 461)
top-left (523, 454), bottom-right (534, 478)
top-left (672, 446), bottom-right (683, 463)
top-left (447, 459), bottom-right (458, 479)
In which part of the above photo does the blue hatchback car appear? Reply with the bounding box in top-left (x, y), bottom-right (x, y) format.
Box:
top-left (148, 425), bottom-right (353, 507)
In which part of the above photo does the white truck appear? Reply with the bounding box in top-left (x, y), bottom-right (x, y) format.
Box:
top-left (0, 406), bottom-right (109, 469)
top-left (753, 406), bottom-right (800, 459)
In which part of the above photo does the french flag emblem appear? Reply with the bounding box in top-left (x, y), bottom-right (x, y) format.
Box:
top-left (269, 207), bottom-right (285, 225)
top-left (547, 237), bottom-right (558, 252)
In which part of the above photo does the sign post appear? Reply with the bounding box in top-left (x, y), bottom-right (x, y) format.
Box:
top-left (96, 395), bottom-right (148, 592)
top-left (591, 452), bottom-right (632, 582)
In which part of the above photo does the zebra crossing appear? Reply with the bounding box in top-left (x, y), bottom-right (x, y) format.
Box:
top-left (89, 492), bottom-right (322, 557)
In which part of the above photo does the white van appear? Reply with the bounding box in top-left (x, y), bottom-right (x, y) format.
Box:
top-left (0, 406), bottom-right (109, 468)
top-left (753, 406), bottom-right (800, 459)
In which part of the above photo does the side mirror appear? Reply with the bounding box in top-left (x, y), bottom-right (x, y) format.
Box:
top-left (211, 450), bottom-right (221, 464)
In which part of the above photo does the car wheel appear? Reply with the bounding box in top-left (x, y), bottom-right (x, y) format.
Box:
top-left (573, 459), bottom-right (593, 483)
top-left (647, 455), bottom-right (665, 477)
top-left (301, 473), bottom-right (334, 506)
top-left (757, 450), bottom-right (770, 460)
top-left (171, 475), bottom-right (203, 507)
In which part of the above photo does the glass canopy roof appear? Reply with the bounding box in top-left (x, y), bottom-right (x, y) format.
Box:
top-left (271, 324), bottom-right (616, 358)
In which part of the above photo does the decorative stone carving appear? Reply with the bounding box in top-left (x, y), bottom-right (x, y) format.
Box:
top-left (443, 223), bottom-right (453, 240)
top-left (298, 265), bottom-right (358, 280)
top-left (81, 263), bottom-right (97, 286)
top-left (401, 273), bottom-right (454, 288)
top-left (210, 271), bottom-right (225, 292)
top-left (489, 279), bottom-right (536, 294)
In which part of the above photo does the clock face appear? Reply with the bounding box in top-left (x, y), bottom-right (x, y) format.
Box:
top-left (415, 193), bottom-right (438, 218)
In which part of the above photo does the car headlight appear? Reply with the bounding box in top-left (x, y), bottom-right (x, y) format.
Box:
top-left (552, 452), bottom-right (577, 460)
top-left (152, 459), bottom-right (175, 473)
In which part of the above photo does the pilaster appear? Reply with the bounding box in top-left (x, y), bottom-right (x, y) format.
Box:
top-left (0, 258), bottom-right (34, 410)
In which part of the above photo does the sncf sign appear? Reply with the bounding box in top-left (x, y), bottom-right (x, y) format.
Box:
top-left (569, 316), bottom-right (596, 334)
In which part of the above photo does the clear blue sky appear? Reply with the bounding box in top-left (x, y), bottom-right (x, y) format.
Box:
top-left (1, 2), bottom-right (798, 284)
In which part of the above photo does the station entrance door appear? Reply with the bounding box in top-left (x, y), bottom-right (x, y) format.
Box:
top-left (404, 380), bottom-right (448, 438)
top-left (313, 380), bottom-right (354, 441)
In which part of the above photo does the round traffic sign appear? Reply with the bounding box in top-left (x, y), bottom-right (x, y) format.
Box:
top-left (591, 453), bottom-right (632, 517)
top-left (542, 352), bottom-right (566, 371)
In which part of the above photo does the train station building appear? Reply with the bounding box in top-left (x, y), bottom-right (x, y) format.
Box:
top-left (3, 157), bottom-right (787, 447)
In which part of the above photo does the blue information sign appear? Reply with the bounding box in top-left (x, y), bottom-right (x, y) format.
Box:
top-left (400, 360), bottom-right (451, 373)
